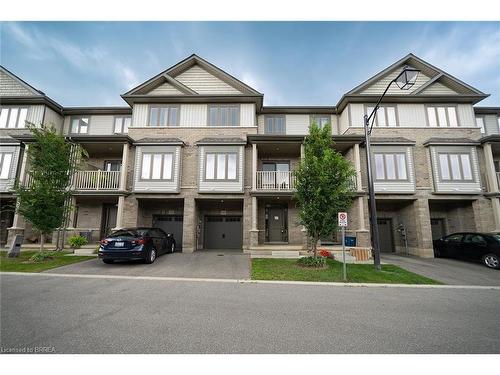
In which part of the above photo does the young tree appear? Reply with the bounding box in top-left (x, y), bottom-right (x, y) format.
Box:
top-left (294, 122), bottom-right (356, 257)
top-left (14, 124), bottom-right (85, 251)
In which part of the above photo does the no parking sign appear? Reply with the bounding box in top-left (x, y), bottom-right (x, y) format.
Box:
top-left (338, 212), bottom-right (348, 227)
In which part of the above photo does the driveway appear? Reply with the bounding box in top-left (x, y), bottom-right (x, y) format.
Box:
top-left (381, 254), bottom-right (500, 286)
top-left (46, 250), bottom-right (250, 280)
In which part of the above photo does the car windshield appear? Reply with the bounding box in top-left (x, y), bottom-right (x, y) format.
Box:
top-left (108, 229), bottom-right (148, 238)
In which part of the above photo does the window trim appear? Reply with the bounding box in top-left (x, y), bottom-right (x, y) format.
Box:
top-left (309, 115), bottom-right (331, 129)
top-left (0, 152), bottom-right (13, 180)
top-left (113, 116), bottom-right (131, 134)
top-left (147, 105), bottom-right (180, 127)
top-left (475, 115), bottom-right (486, 134)
top-left (364, 104), bottom-right (399, 127)
top-left (207, 104), bottom-right (240, 127)
top-left (264, 115), bottom-right (286, 134)
top-left (203, 151), bottom-right (239, 181)
top-left (372, 152), bottom-right (409, 182)
top-left (437, 152), bottom-right (474, 182)
top-left (425, 105), bottom-right (460, 128)
top-left (69, 116), bottom-right (90, 134)
top-left (139, 152), bottom-right (175, 181)
top-left (0, 107), bottom-right (29, 129)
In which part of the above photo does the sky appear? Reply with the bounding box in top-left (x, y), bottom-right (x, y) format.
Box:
top-left (1, 21), bottom-right (500, 107)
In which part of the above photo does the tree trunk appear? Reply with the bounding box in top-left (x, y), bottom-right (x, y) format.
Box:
top-left (39, 233), bottom-right (45, 252)
top-left (312, 237), bottom-right (318, 258)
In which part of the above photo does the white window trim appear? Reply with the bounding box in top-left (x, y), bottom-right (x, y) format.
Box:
top-left (264, 115), bottom-right (286, 134)
top-left (114, 116), bottom-right (131, 134)
top-left (204, 152), bottom-right (238, 181)
top-left (426, 106), bottom-right (460, 128)
top-left (0, 153), bottom-right (13, 179)
top-left (70, 116), bottom-right (90, 134)
top-left (0, 107), bottom-right (28, 129)
top-left (139, 152), bottom-right (174, 181)
top-left (365, 105), bottom-right (398, 127)
top-left (148, 105), bottom-right (180, 127)
top-left (437, 152), bottom-right (474, 182)
top-left (373, 152), bottom-right (409, 181)
top-left (208, 104), bottom-right (240, 127)
top-left (475, 116), bottom-right (485, 134)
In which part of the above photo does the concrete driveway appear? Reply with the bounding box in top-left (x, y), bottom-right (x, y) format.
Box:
top-left (46, 250), bottom-right (250, 280)
top-left (381, 254), bottom-right (500, 286)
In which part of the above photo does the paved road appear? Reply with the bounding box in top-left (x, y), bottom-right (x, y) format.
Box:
top-left (47, 250), bottom-right (250, 280)
top-left (1, 273), bottom-right (499, 354)
top-left (381, 254), bottom-right (500, 286)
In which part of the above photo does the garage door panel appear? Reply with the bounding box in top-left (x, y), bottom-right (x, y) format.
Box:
top-left (153, 215), bottom-right (183, 250)
top-left (204, 216), bottom-right (242, 250)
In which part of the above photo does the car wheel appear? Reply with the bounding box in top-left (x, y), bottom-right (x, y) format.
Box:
top-left (144, 248), bottom-right (157, 264)
top-left (170, 243), bottom-right (175, 253)
top-left (103, 259), bottom-right (114, 264)
top-left (482, 254), bottom-right (500, 269)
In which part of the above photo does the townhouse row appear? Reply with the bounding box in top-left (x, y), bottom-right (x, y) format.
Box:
top-left (1, 53), bottom-right (499, 257)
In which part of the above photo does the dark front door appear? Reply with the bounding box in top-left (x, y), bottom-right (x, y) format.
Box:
top-left (431, 218), bottom-right (446, 240)
top-left (266, 205), bottom-right (288, 242)
top-left (0, 207), bottom-right (14, 246)
top-left (153, 215), bottom-right (183, 250)
top-left (204, 216), bottom-right (242, 250)
top-left (377, 218), bottom-right (394, 253)
top-left (101, 204), bottom-right (118, 239)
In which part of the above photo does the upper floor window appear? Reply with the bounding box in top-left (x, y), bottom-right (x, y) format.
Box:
top-left (374, 153), bottom-right (408, 181)
top-left (438, 153), bottom-right (473, 181)
top-left (311, 115), bottom-right (330, 129)
top-left (366, 106), bottom-right (397, 127)
top-left (497, 117), bottom-right (500, 133)
top-left (426, 106), bottom-right (458, 127)
top-left (70, 116), bottom-right (89, 134)
top-left (475, 116), bottom-right (485, 134)
top-left (265, 115), bottom-right (285, 134)
top-left (205, 152), bottom-right (237, 180)
top-left (0, 153), bottom-right (13, 179)
top-left (148, 105), bottom-right (179, 127)
top-left (208, 105), bottom-right (239, 127)
top-left (0, 107), bottom-right (28, 128)
top-left (140, 153), bottom-right (173, 180)
top-left (114, 116), bottom-right (131, 134)
top-left (104, 160), bottom-right (122, 172)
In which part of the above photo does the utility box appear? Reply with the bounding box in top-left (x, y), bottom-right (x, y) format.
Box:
top-left (344, 236), bottom-right (357, 247)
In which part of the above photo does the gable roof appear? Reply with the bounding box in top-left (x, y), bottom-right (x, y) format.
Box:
top-left (122, 54), bottom-right (262, 100)
top-left (336, 53), bottom-right (488, 111)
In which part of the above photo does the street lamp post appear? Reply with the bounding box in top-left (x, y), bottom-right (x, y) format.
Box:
top-left (364, 66), bottom-right (420, 270)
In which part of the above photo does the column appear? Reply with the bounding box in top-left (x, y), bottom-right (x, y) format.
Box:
top-left (114, 195), bottom-right (125, 230)
top-left (483, 143), bottom-right (498, 192)
top-left (252, 143), bottom-right (257, 190)
top-left (491, 198), bottom-right (500, 232)
top-left (250, 196), bottom-right (259, 247)
top-left (353, 143), bottom-right (362, 191)
top-left (413, 198), bottom-right (434, 258)
top-left (121, 195), bottom-right (138, 227)
top-left (182, 197), bottom-right (196, 253)
top-left (120, 143), bottom-right (129, 191)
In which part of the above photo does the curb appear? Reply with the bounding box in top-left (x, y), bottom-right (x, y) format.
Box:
top-left (1, 271), bottom-right (500, 290)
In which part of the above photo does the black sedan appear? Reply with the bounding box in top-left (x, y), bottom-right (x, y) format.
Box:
top-left (98, 227), bottom-right (176, 264)
top-left (433, 232), bottom-right (500, 269)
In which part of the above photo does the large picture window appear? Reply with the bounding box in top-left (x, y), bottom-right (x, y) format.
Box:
top-left (426, 106), bottom-right (459, 127)
top-left (374, 153), bottom-right (408, 180)
top-left (205, 152), bottom-right (237, 180)
top-left (265, 115), bottom-right (285, 134)
top-left (0, 107), bottom-right (28, 128)
top-left (0, 153), bottom-right (13, 179)
top-left (208, 105), bottom-right (239, 127)
top-left (438, 153), bottom-right (473, 181)
top-left (366, 106), bottom-right (398, 127)
top-left (70, 116), bottom-right (89, 134)
top-left (140, 153), bottom-right (173, 180)
top-left (148, 105), bottom-right (179, 127)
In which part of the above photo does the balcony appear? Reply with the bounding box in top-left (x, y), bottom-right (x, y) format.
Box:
top-left (256, 171), bottom-right (296, 191)
top-left (72, 170), bottom-right (120, 191)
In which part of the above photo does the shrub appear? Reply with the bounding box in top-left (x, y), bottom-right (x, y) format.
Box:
top-left (30, 251), bottom-right (58, 262)
top-left (68, 235), bottom-right (88, 249)
top-left (297, 256), bottom-right (327, 268)
top-left (319, 249), bottom-right (331, 258)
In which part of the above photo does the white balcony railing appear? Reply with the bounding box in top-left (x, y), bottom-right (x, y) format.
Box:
top-left (72, 170), bottom-right (120, 190)
top-left (256, 171), bottom-right (296, 191)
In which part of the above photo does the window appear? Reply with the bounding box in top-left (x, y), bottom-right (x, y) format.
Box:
top-left (0, 153), bottom-right (13, 179)
top-left (0, 107), bottom-right (28, 128)
top-left (373, 153), bottom-right (408, 180)
top-left (114, 116), bottom-right (131, 133)
top-left (148, 106), bottom-right (179, 127)
top-left (311, 115), bottom-right (330, 129)
top-left (463, 234), bottom-right (487, 246)
top-left (438, 153), bottom-right (473, 181)
top-left (70, 117), bottom-right (89, 134)
top-left (140, 153), bottom-right (173, 180)
top-left (265, 116), bottom-right (285, 134)
top-left (475, 116), bottom-right (485, 134)
top-left (445, 234), bottom-right (463, 243)
top-left (205, 152), bottom-right (237, 180)
top-left (104, 161), bottom-right (122, 172)
top-left (366, 106), bottom-right (398, 127)
top-left (426, 106), bottom-right (459, 127)
top-left (208, 105), bottom-right (239, 127)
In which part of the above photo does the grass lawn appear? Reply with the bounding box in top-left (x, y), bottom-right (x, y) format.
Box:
top-left (0, 251), bottom-right (92, 273)
top-left (252, 258), bottom-right (441, 284)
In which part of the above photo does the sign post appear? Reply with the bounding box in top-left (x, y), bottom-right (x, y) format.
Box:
top-left (338, 212), bottom-right (348, 281)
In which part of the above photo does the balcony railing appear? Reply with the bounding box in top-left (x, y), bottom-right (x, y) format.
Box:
top-left (72, 170), bottom-right (120, 190)
top-left (256, 171), bottom-right (296, 191)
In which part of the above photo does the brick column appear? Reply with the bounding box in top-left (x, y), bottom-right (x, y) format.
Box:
top-left (121, 195), bottom-right (138, 227)
top-left (412, 198), bottom-right (434, 258)
top-left (473, 197), bottom-right (498, 232)
top-left (182, 197), bottom-right (196, 253)
top-left (250, 196), bottom-right (259, 247)
top-left (491, 198), bottom-right (500, 232)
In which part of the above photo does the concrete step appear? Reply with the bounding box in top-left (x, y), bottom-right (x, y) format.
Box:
top-left (73, 248), bottom-right (97, 255)
top-left (330, 251), bottom-right (358, 263)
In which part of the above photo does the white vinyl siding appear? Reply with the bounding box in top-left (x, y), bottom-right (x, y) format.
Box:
top-left (366, 105), bottom-right (398, 127)
top-left (133, 145), bottom-right (180, 192)
top-left (359, 65), bottom-right (430, 95)
top-left (199, 145), bottom-right (244, 193)
top-left (0, 107), bottom-right (28, 128)
top-left (0, 70), bottom-right (36, 96)
top-left (208, 105), bottom-right (239, 127)
top-left (114, 116), bottom-right (131, 134)
top-left (372, 146), bottom-right (415, 193)
top-left (426, 106), bottom-right (459, 127)
top-left (174, 65), bottom-right (242, 95)
top-left (148, 105), bottom-right (180, 127)
top-left (70, 116), bottom-right (89, 134)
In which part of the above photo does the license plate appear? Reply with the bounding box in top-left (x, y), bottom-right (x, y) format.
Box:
top-left (114, 241), bottom-right (124, 247)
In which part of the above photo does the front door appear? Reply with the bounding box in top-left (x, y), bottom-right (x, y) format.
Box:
top-left (266, 205), bottom-right (288, 242)
top-left (0, 206), bottom-right (14, 246)
top-left (101, 204), bottom-right (117, 239)
top-left (377, 218), bottom-right (394, 253)
top-left (431, 218), bottom-right (446, 240)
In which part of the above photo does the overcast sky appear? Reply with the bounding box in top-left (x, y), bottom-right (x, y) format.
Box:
top-left (1, 21), bottom-right (499, 107)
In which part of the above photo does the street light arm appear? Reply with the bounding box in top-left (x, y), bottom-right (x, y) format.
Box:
top-left (366, 78), bottom-right (397, 133)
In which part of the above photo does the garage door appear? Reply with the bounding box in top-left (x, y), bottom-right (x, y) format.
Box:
top-left (153, 215), bottom-right (183, 250)
top-left (204, 216), bottom-right (242, 250)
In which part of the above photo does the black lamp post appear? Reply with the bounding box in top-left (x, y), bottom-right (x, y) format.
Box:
top-left (364, 66), bottom-right (420, 270)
